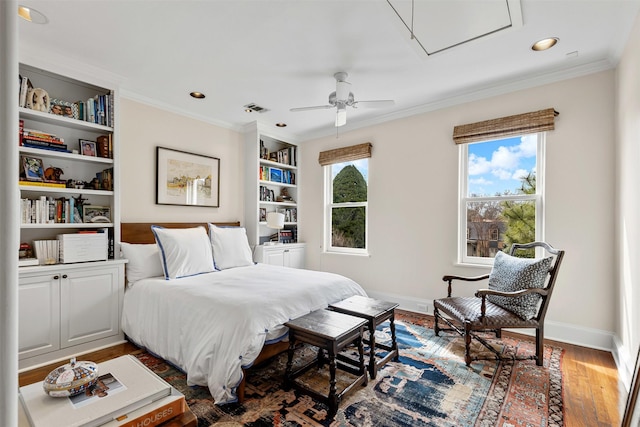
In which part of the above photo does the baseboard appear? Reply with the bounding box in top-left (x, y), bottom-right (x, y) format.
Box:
top-left (613, 335), bottom-right (636, 391)
top-left (365, 290), bottom-right (616, 352)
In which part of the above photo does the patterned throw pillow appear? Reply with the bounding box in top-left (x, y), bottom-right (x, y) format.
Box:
top-left (487, 251), bottom-right (553, 320)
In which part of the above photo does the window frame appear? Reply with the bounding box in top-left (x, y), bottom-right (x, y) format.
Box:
top-left (458, 132), bottom-right (546, 265)
top-left (323, 160), bottom-right (369, 255)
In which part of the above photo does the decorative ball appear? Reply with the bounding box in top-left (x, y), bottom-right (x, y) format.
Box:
top-left (43, 358), bottom-right (98, 397)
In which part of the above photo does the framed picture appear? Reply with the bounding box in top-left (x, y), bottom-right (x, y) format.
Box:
top-left (259, 208), bottom-right (267, 222)
top-left (156, 146), bottom-right (220, 207)
top-left (80, 139), bottom-right (97, 157)
top-left (21, 155), bottom-right (45, 181)
top-left (50, 98), bottom-right (79, 119)
top-left (82, 205), bottom-right (111, 223)
top-left (270, 167), bottom-right (283, 183)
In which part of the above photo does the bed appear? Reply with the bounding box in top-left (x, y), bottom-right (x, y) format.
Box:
top-left (119, 222), bottom-right (367, 404)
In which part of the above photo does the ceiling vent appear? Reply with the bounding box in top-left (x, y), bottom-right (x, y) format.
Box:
top-left (243, 103), bottom-right (269, 113)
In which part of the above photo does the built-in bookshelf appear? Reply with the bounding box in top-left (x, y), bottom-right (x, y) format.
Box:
top-left (244, 122), bottom-right (303, 250)
top-left (17, 62), bottom-right (125, 369)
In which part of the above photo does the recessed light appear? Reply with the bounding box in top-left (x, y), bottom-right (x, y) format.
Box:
top-left (245, 109), bottom-right (253, 113)
top-left (531, 37), bottom-right (559, 51)
top-left (190, 92), bottom-right (205, 99)
top-left (275, 123), bottom-right (287, 127)
top-left (18, 6), bottom-right (48, 24)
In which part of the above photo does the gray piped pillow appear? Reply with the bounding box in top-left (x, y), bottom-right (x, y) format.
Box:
top-left (487, 251), bottom-right (553, 320)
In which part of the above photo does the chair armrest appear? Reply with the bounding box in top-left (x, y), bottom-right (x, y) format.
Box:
top-left (441, 274), bottom-right (490, 297)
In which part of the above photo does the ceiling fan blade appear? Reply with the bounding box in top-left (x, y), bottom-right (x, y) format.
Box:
top-left (353, 100), bottom-right (395, 108)
top-left (290, 105), bottom-right (334, 112)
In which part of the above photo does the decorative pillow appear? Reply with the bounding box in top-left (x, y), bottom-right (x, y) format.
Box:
top-left (151, 226), bottom-right (215, 279)
top-left (120, 243), bottom-right (164, 285)
top-left (208, 224), bottom-right (254, 270)
top-left (487, 251), bottom-right (553, 320)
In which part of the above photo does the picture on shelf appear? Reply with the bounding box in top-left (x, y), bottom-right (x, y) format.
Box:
top-left (83, 205), bottom-right (111, 223)
top-left (259, 208), bottom-right (266, 222)
top-left (80, 139), bottom-right (97, 157)
top-left (21, 155), bottom-right (45, 181)
top-left (50, 99), bottom-right (79, 119)
top-left (270, 167), bottom-right (283, 183)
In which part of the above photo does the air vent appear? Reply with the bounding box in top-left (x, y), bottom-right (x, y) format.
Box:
top-left (243, 103), bottom-right (269, 113)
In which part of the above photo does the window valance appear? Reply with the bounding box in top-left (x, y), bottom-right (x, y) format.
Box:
top-left (453, 108), bottom-right (558, 144)
top-left (318, 142), bottom-right (372, 166)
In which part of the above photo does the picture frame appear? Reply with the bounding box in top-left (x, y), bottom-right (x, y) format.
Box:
top-left (259, 208), bottom-right (267, 222)
top-left (50, 98), bottom-right (79, 119)
top-left (156, 146), bottom-right (220, 207)
top-left (80, 139), bottom-right (97, 157)
top-left (21, 155), bottom-right (45, 181)
top-left (270, 167), bottom-right (283, 183)
top-left (82, 205), bottom-right (111, 223)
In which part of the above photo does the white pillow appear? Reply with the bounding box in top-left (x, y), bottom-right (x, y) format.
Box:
top-left (208, 224), bottom-right (254, 270)
top-left (120, 242), bottom-right (164, 285)
top-left (151, 226), bottom-right (215, 279)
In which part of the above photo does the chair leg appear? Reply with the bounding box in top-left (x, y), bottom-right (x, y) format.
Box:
top-left (536, 326), bottom-right (544, 366)
top-left (434, 306), bottom-right (440, 336)
top-left (495, 329), bottom-right (502, 339)
top-left (464, 321), bottom-right (472, 366)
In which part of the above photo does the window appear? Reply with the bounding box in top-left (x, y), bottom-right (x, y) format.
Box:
top-left (324, 159), bottom-right (368, 254)
top-left (459, 133), bottom-right (545, 264)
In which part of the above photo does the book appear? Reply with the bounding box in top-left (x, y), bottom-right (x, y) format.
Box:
top-left (96, 135), bottom-right (111, 158)
top-left (19, 76), bottom-right (32, 108)
top-left (18, 258), bottom-right (39, 267)
top-left (19, 180), bottom-right (66, 188)
top-left (23, 139), bottom-right (68, 150)
top-left (102, 388), bottom-right (185, 427)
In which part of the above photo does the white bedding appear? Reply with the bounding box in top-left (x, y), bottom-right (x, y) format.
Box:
top-left (121, 263), bottom-right (367, 404)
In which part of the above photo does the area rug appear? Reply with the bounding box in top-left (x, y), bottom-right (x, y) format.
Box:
top-left (133, 311), bottom-right (564, 426)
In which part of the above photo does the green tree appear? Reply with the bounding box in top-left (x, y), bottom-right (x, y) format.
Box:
top-left (501, 172), bottom-right (536, 257)
top-left (332, 165), bottom-right (367, 248)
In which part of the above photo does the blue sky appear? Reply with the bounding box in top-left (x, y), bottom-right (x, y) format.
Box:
top-left (467, 135), bottom-right (537, 196)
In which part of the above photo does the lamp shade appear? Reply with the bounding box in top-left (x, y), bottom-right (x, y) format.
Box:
top-left (266, 212), bottom-right (285, 230)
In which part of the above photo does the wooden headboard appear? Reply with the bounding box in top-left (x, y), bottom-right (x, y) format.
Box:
top-left (121, 222), bottom-right (241, 244)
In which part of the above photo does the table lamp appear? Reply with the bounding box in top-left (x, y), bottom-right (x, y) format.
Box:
top-left (266, 211), bottom-right (285, 245)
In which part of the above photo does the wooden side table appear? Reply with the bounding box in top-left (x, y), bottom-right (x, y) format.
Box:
top-left (284, 309), bottom-right (368, 417)
top-left (329, 295), bottom-right (399, 379)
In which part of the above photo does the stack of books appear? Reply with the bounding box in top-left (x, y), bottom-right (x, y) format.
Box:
top-left (20, 125), bottom-right (69, 153)
top-left (20, 355), bottom-right (186, 427)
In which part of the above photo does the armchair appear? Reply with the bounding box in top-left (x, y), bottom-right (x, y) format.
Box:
top-left (433, 242), bottom-right (564, 366)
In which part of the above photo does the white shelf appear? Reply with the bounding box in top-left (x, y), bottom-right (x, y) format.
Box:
top-left (259, 180), bottom-right (296, 188)
top-left (259, 200), bottom-right (297, 207)
top-left (260, 158), bottom-right (297, 170)
top-left (19, 185), bottom-right (113, 196)
top-left (18, 146), bottom-right (114, 164)
top-left (19, 107), bottom-right (113, 132)
top-left (20, 222), bottom-right (113, 229)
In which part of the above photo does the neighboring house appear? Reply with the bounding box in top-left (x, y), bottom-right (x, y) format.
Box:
top-left (466, 220), bottom-right (507, 258)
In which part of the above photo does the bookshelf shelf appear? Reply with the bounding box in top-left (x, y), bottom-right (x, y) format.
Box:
top-left (20, 222), bottom-right (114, 229)
top-left (19, 107), bottom-right (113, 132)
top-left (19, 146), bottom-right (114, 164)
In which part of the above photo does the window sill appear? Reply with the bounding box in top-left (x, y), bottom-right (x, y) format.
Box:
top-left (322, 251), bottom-right (370, 258)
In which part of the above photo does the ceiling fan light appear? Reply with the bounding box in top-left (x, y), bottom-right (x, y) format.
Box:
top-left (335, 107), bottom-right (347, 127)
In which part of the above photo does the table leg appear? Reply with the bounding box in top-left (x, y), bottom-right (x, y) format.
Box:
top-left (284, 334), bottom-right (296, 390)
top-left (328, 348), bottom-right (338, 417)
top-left (390, 313), bottom-right (399, 362)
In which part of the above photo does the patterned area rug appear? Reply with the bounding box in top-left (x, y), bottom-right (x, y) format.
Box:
top-left (134, 311), bottom-right (564, 426)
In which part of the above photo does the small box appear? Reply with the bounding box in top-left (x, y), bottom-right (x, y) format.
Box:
top-left (57, 233), bottom-right (108, 263)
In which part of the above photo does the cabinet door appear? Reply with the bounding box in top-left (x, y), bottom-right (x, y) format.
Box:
top-left (284, 247), bottom-right (305, 269)
top-left (18, 274), bottom-right (60, 359)
top-left (264, 249), bottom-right (286, 266)
top-left (60, 266), bottom-right (120, 348)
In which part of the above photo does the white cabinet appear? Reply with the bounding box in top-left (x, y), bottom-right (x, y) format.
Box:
top-left (244, 122), bottom-right (300, 248)
top-left (254, 243), bottom-right (306, 269)
top-left (18, 261), bottom-right (126, 369)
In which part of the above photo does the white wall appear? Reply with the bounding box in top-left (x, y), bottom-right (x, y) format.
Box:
top-left (300, 71), bottom-right (617, 347)
top-left (119, 99), bottom-right (244, 223)
top-left (615, 11), bottom-right (640, 384)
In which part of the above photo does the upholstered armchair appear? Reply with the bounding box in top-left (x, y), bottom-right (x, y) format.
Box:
top-left (433, 242), bottom-right (564, 366)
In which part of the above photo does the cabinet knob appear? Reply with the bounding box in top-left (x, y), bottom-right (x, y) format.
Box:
top-left (62, 274), bottom-right (68, 279)
top-left (53, 275), bottom-right (59, 280)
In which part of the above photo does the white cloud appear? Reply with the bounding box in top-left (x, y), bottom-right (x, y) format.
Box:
top-left (517, 135), bottom-right (537, 157)
top-left (492, 168), bottom-right (513, 180)
top-left (512, 169), bottom-right (530, 180)
top-left (491, 145), bottom-right (519, 170)
top-left (468, 153), bottom-right (491, 175)
top-left (470, 177), bottom-right (493, 185)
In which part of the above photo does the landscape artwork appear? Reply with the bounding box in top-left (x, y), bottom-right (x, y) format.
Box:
top-left (156, 147), bottom-right (220, 207)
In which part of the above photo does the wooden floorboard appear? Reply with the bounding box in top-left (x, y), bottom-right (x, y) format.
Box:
top-left (18, 316), bottom-right (623, 426)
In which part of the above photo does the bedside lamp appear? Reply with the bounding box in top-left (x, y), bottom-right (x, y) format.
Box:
top-left (265, 212), bottom-right (285, 245)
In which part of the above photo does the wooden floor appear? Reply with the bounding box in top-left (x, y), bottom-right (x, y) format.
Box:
top-left (19, 318), bottom-right (624, 427)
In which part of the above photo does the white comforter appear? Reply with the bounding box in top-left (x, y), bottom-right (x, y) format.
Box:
top-left (121, 263), bottom-right (367, 404)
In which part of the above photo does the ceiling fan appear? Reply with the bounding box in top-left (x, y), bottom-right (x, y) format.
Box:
top-left (290, 72), bottom-right (395, 127)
